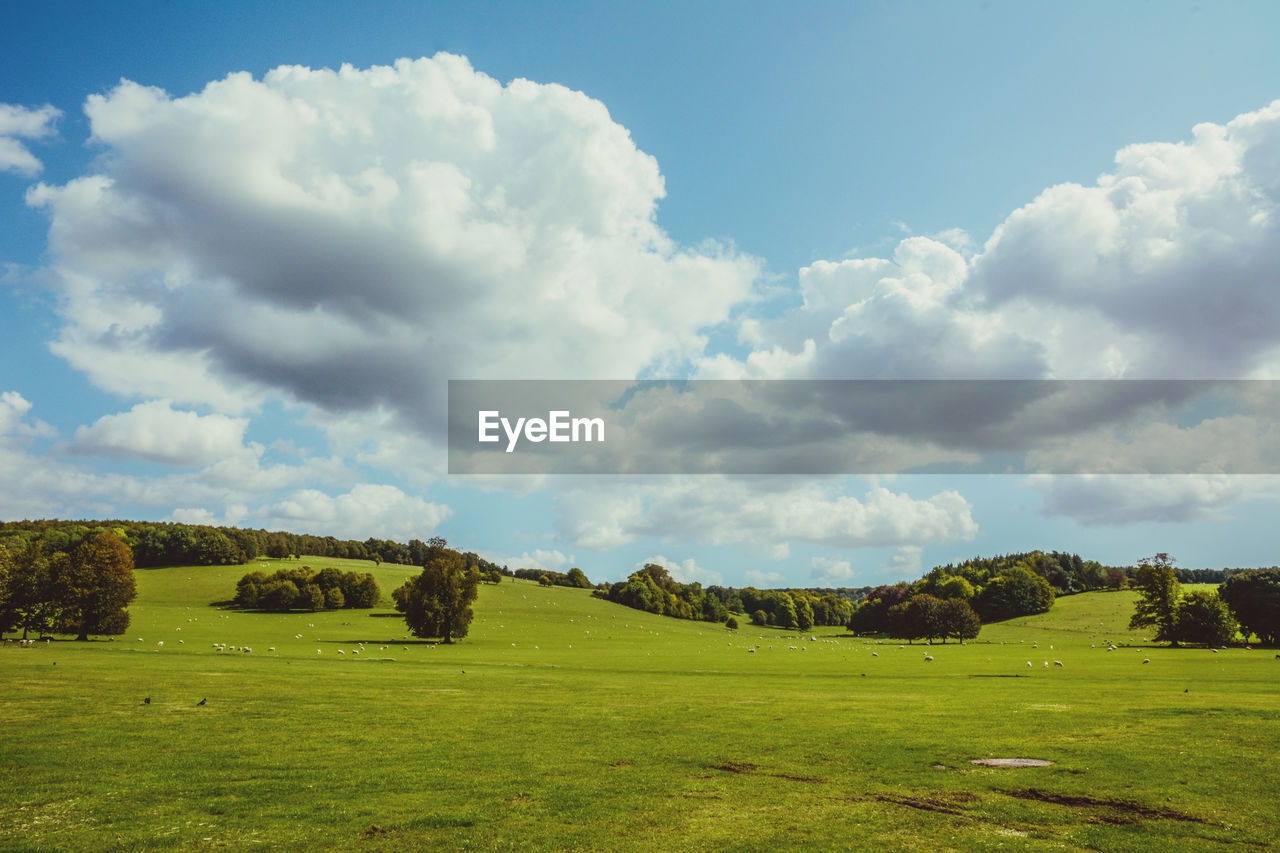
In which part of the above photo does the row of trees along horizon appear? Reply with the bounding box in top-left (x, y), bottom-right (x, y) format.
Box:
top-left (2, 520), bottom-right (1278, 646)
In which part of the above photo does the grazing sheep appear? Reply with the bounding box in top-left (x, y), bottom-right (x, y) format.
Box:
top-left (1142, 658), bottom-right (1151, 664)
top-left (924, 655), bottom-right (934, 662)
top-left (1053, 660), bottom-right (1064, 667)
top-left (268, 647), bottom-right (276, 652)
top-left (317, 649), bottom-right (322, 654)
top-left (1027, 661), bottom-right (1033, 668)
top-left (338, 650), bottom-right (345, 655)
top-left (871, 652), bottom-right (879, 657)
top-left (1043, 661), bottom-right (1048, 668)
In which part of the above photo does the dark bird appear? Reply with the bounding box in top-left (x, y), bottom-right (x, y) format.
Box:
top-left (142, 697), bottom-right (150, 705)
top-left (196, 698), bottom-right (207, 706)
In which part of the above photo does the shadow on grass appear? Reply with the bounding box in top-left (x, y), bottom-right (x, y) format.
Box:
top-left (317, 638), bottom-right (447, 646)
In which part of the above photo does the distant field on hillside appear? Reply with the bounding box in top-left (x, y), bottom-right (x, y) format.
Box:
top-left (3, 557), bottom-right (1277, 851)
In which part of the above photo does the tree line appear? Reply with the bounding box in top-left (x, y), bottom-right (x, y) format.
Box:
top-left (0, 519), bottom-right (506, 576)
top-left (513, 567), bottom-right (594, 589)
top-left (0, 532), bottom-right (137, 640)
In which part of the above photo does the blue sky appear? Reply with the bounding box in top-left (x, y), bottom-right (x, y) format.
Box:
top-left (3, 1), bottom-right (1280, 586)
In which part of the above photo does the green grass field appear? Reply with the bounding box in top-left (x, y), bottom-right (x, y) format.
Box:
top-left (3, 558), bottom-right (1278, 851)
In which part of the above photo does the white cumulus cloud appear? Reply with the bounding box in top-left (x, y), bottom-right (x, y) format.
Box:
top-left (27, 56), bottom-right (760, 432)
top-left (810, 556), bottom-right (854, 582)
top-left (1026, 474), bottom-right (1274, 526)
top-left (0, 103), bottom-right (60, 175)
top-left (554, 477), bottom-right (977, 553)
top-left (266, 483), bottom-right (451, 541)
top-left (71, 400), bottom-right (250, 466)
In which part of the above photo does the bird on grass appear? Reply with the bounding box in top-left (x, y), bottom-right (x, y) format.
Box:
top-left (196, 698), bottom-right (207, 706)
top-left (142, 697), bottom-right (150, 705)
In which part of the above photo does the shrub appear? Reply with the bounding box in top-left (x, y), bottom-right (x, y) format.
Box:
top-left (257, 579), bottom-right (299, 612)
top-left (1173, 590), bottom-right (1238, 646)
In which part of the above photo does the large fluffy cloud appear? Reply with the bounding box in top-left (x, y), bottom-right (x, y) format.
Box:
top-left (695, 100), bottom-right (1280, 523)
top-left (265, 483), bottom-right (450, 541)
top-left (27, 56), bottom-right (760, 426)
top-left (71, 400), bottom-right (249, 466)
top-left (706, 99), bottom-right (1280, 383)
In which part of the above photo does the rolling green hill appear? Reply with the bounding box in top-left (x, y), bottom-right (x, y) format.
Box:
top-left (3, 557), bottom-right (1277, 850)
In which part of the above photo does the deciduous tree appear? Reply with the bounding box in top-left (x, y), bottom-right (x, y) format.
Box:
top-left (394, 548), bottom-right (480, 643)
top-left (1219, 569), bottom-right (1280, 644)
top-left (57, 532), bottom-right (137, 641)
top-left (1172, 590), bottom-right (1237, 646)
top-left (1129, 553), bottom-right (1182, 644)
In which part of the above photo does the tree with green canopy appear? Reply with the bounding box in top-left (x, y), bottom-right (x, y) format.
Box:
top-left (394, 546), bottom-right (480, 643)
top-left (55, 532), bottom-right (137, 641)
top-left (1128, 553), bottom-right (1182, 644)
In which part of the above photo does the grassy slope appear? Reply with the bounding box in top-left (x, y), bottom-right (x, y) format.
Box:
top-left (2, 559), bottom-right (1277, 851)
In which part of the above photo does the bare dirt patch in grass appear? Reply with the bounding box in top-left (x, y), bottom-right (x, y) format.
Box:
top-left (705, 761), bottom-right (824, 783)
top-left (970, 758), bottom-right (1054, 767)
top-left (708, 760), bottom-right (759, 774)
top-left (1006, 788), bottom-right (1207, 825)
top-left (875, 791), bottom-right (980, 817)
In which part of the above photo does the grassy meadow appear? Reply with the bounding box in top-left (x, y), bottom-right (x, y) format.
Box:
top-left (2, 557), bottom-right (1278, 851)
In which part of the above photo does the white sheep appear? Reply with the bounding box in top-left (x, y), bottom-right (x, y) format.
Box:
top-left (1053, 660), bottom-right (1063, 667)
top-left (924, 655), bottom-right (934, 662)
top-left (1142, 658), bottom-right (1151, 664)
top-left (338, 650), bottom-right (345, 655)
top-left (1026, 661), bottom-right (1033, 668)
